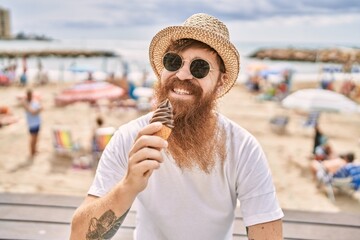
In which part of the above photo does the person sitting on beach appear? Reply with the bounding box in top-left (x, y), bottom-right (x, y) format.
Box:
top-left (310, 152), bottom-right (355, 180)
top-left (320, 79), bottom-right (334, 91)
top-left (319, 70), bottom-right (335, 91)
top-left (70, 13), bottom-right (283, 240)
top-left (282, 69), bottom-right (292, 92)
top-left (91, 115), bottom-right (104, 152)
top-left (0, 106), bottom-right (19, 128)
top-left (340, 79), bottom-right (356, 98)
top-left (247, 71), bottom-right (262, 92)
top-left (313, 136), bottom-right (334, 161)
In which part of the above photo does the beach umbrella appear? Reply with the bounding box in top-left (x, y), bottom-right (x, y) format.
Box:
top-left (0, 72), bottom-right (10, 85)
top-left (259, 69), bottom-right (282, 77)
top-left (322, 66), bottom-right (342, 73)
top-left (246, 62), bottom-right (268, 73)
top-left (55, 80), bottom-right (125, 106)
top-left (68, 65), bottom-right (94, 73)
top-left (132, 87), bottom-right (154, 99)
top-left (281, 88), bottom-right (360, 113)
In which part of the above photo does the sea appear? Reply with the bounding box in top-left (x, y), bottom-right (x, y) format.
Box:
top-left (0, 39), bottom-right (359, 85)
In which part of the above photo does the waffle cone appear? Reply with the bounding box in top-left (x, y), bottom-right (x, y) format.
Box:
top-left (154, 125), bottom-right (172, 140)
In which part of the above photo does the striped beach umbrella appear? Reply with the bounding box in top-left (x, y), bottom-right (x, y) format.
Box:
top-left (55, 81), bottom-right (125, 106)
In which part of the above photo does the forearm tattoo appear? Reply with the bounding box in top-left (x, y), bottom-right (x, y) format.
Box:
top-left (86, 208), bottom-right (130, 240)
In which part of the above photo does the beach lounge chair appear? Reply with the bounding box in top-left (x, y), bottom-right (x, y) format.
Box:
top-left (316, 163), bottom-right (360, 202)
top-left (269, 115), bottom-right (289, 134)
top-left (316, 165), bottom-right (337, 202)
top-left (53, 127), bottom-right (93, 169)
top-left (93, 127), bottom-right (116, 152)
top-left (92, 127), bottom-right (116, 162)
top-left (52, 127), bottom-right (80, 156)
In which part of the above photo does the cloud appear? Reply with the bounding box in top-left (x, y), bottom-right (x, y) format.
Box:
top-left (59, 21), bottom-right (110, 29)
top-left (1, 0), bottom-right (359, 42)
top-left (91, 0), bottom-right (360, 24)
top-left (8, 0), bottom-right (355, 28)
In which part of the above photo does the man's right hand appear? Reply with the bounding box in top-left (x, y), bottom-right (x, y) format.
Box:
top-left (70, 120), bottom-right (169, 239)
top-left (124, 122), bottom-right (168, 194)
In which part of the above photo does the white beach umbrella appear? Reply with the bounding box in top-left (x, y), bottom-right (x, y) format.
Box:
top-left (132, 87), bottom-right (154, 99)
top-left (281, 88), bottom-right (360, 113)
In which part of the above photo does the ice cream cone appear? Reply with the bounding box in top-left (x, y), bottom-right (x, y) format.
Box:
top-left (154, 125), bottom-right (172, 140)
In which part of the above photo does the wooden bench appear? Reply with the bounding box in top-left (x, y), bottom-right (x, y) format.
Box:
top-left (1, 193), bottom-right (359, 240)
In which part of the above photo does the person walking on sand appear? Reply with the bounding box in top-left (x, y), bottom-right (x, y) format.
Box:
top-left (22, 89), bottom-right (42, 158)
top-left (70, 13), bottom-right (283, 240)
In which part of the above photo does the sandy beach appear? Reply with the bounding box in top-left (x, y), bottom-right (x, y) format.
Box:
top-left (0, 80), bottom-right (359, 214)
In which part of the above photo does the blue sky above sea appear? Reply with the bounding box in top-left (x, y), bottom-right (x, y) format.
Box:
top-left (1, 0), bottom-right (360, 79)
top-left (1, 0), bottom-right (360, 47)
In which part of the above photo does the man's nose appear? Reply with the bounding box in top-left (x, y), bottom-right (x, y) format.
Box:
top-left (176, 62), bottom-right (193, 80)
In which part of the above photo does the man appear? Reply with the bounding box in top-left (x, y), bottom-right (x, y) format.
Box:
top-left (71, 13), bottom-right (283, 240)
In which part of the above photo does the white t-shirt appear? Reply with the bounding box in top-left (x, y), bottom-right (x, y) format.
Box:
top-left (88, 112), bottom-right (284, 240)
top-left (25, 101), bottom-right (41, 128)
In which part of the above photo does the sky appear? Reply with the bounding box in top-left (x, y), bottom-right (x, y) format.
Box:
top-left (1, 0), bottom-right (360, 45)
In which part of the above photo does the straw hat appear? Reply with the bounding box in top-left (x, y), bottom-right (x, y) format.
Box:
top-left (149, 13), bottom-right (240, 98)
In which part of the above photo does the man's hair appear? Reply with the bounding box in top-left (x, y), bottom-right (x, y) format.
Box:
top-left (166, 39), bottom-right (226, 73)
top-left (340, 152), bottom-right (355, 162)
top-left (345, 152), bottom-right (355, 162)
top-left (96, 116), bottom-right (103, 127)
top-left (26, 89), bottom-right (33, 102)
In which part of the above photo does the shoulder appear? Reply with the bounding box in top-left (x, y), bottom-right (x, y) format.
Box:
top-left (217, 113), bottom-right (268, 169)
top-left (217, 113), bottom-right (259, 145)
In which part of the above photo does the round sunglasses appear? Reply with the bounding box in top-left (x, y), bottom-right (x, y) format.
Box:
top-left (162, 52), bottom-right (216, 79)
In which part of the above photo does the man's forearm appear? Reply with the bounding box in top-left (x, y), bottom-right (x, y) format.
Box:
top-left (247, 219), bottom-right (283, 240)
top-left (86, 208), bottom-right (130, 240)
top-left (70, 181), bottom-right (137, 239)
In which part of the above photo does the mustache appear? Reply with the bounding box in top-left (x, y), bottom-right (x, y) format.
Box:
top-left (164, 77), bottom-right (203, 96)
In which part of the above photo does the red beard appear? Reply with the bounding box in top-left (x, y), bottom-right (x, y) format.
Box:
top-left (153, 77), bottom-right (227, 173)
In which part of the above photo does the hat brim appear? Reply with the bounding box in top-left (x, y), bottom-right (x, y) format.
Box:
top-left (149, 26), bottom-right (240, 98)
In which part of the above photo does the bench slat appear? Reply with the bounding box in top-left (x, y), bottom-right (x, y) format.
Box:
top-left (0, 220), bottom-right (134, 240)
top-left (0, 193), bottom-right (83, 208)
top-left (1, 193), bottom-right (359, 240)
top-left (233, 219), bottom-right (360, 240)
top-left (235, 208), bottom-right (360, 227)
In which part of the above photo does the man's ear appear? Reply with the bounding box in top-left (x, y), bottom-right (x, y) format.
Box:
top-left (217, 73), bottom-right (227, 88)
